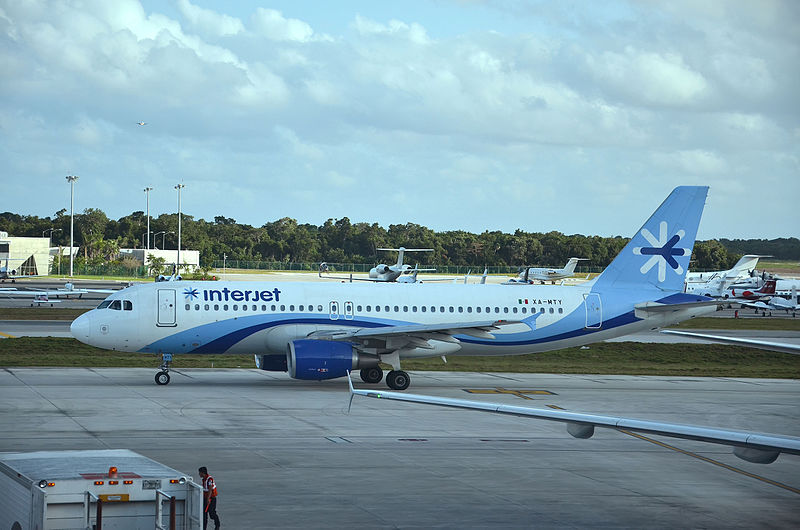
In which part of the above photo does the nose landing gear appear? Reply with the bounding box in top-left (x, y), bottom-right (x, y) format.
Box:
top-left (155, 353), bottom-right (173, 385)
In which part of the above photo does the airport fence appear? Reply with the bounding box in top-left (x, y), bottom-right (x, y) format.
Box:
top-left (207, 260), bottom-right (604, 275)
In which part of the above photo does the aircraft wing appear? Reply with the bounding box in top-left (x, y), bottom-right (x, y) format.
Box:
top-left (308, 319), bottom-right (522, 341)
top-left (347, 379), bottom-right (800, 464)
top-left (660, 330), bottom-right (800, 355)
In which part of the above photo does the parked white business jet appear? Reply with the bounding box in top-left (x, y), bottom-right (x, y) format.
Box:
top-left (684, 254), bottom-right (769, 296)
top-left (71, 186), bottom-right (718, 390)
top-left (505, 258), bottom-right (589, 284)
top-left (320, 247), bottom-right (436, 283)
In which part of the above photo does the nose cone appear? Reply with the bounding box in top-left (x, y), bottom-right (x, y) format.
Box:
top-left (70, 312), bottom-right (93, 344)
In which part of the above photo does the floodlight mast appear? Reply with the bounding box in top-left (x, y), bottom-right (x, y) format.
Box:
top-left (175, 184), bottom-right (185, 276)
top-left (144, 187), bottom-right (153, 250)
top-left (66, 175), bottom-right (79, 277)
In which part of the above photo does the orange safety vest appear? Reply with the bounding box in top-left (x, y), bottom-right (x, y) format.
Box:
top-left (203, 475), bottom-right (218, 497)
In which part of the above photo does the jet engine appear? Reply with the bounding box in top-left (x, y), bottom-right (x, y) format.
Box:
top-left (286, 339), bottom-right (379, 381)
top-left (369, 264), bottom-right (390, 278)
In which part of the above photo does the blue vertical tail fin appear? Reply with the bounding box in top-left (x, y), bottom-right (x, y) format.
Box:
top-left (594, 186), bottom-right (708, 291)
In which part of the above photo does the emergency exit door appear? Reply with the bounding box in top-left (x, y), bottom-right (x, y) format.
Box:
top-left (583, 293), bottom-right (602, 329)
top-left (157, 289), bottom-right (177, 327)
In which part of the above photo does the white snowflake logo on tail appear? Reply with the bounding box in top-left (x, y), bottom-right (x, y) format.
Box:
top-left (632, 221), bottom-right (689, 282)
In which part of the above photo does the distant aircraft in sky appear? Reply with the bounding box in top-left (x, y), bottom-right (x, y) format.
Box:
top-left (505, 257), bottom-right (589, 284)
top-left (320, 247), bottom-right (436, 283)
top-left (136, 121), bottom-right (147, 126)
top-left (71, 186), bottom-right (720, 391)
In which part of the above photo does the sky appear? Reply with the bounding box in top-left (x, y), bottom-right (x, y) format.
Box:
top-left (1, 0), bottom-right (798, 240)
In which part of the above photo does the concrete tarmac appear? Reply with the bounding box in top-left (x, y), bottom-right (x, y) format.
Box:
top-left (0, 369), bottom-right (798, 528)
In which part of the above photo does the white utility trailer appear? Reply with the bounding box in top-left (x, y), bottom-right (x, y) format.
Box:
top-left (0, 449), bottom-right (202, 529)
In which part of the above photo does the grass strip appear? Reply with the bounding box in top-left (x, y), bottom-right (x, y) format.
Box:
top-left (1, 338), bottom-right (797, 378)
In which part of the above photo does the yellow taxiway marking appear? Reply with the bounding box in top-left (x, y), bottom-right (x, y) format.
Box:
top-left (464, 388), bottom-right (556, 400)
top-left (0, 331), bottom-right (16, 338)
top-left (620, 429), bottom-right (800, 495)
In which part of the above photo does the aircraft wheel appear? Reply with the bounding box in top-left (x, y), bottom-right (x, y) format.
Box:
top-left (386, 370), bottom-right (410, 391)
top-left (360, 367), bottom-right (383, 384)
top-left (155, 371), bottom-right (171, 385)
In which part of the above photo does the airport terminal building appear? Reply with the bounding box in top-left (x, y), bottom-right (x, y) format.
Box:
top-left (0, 231), bottom-right (50, 276)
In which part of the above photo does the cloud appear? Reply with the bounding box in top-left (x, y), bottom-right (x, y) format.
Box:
top-left (250, 8), bottom-right (314, 42)
top-left (176, 0), bottom-right (244, 37)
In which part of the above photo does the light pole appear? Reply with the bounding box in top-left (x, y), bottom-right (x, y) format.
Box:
top-left (43, 228), bottom-right (62, 247)
top-left (175, 184), bottom-right (185, 275)
top-left (66, 175), bottom-right (79, 277)
top-left (144, 187), bottom-right (153, 250)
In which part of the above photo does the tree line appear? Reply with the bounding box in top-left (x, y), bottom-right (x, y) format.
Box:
top-left (2, 210), bottom-right (798, 271)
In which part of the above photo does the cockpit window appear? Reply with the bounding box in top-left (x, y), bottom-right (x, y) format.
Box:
top-left (97, 300), bottom-right (111, 309)
top-left (109, 300), bottom-right (122, 310)
top-left (123, 300), bottom-right (133, 311)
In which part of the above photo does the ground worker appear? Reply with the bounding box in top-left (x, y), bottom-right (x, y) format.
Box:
top-left (199, 466), bottom-right (221, 529)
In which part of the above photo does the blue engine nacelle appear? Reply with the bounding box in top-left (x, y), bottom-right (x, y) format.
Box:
top-left (287, 339), bottom-right (378, 381)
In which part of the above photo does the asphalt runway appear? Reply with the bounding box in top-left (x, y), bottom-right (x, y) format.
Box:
top-left (0, 369), bottom-right (797, 528)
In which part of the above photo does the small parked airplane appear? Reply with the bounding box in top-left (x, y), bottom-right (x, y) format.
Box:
top-left (727, 279), bottom-right (776, 301)
top-left (505, 258), bottom-right (589, 284)
top-left (71, 186), bottom-right (720, 390)
top-left (319, 247), bottom-right (437, 283)
top-left (740, 287), bottom-right (799, 316)
top-left (0, 282), bottom-right (116, 299)
top-left (0, 259), bottom-right (39, 283)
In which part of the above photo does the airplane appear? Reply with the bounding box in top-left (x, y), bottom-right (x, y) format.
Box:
top-left (504, 258), bottom-right (589, 285)
top-left (136, 121), bottom-right (147, 126)
top-left (0, 259), bottom-right (40, 283)
top-left (0, 282), bottom-right (116, 299)
top-left (70, 186), bottom-right (722, 390)
top-left (684, 255), bottom-right (771, 297)
top-left (726, 279), bottom-right (776, 301)
top-left (319, 247), bottom-right (437, 283)
top-left (739, 287), bottom-right (799, 316)
top-left (348, 328), bottom-right (800, 466)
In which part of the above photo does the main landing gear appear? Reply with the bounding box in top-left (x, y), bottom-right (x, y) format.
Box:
top-left (359, 367), bottom-right (411, 390)
top-left (155, 353), bottom-right (173, 385)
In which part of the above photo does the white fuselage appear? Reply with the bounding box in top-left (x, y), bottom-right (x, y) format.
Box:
top-left (71, 280), bottom-right (713, 359)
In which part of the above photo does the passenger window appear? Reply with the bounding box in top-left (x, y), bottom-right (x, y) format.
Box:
top-left (430, 306), bottom-right (435, 313)
top-left (317, 305), bottom-right (323, 312)
top-left (540, 308), bottom-right (545, 313)
top-left (513, 307), bottom-right (518, 313)
top-left (280, 305), bottom-right (285, 311)
top-left (522, 307), bottom-right (527, 314)
top-left (467, 307), bottom-right (472, 313)
top-left (123, 300), bottom-right (133, 311)
top-left (440, 306), bottom-right (445, 313)
top-left (375, 305), bottom-right (381, 312)
top-left (299, 305), bottom-right (304, 311)
top-left (205, 304), bottom-right (210, 311)
top-left (195, 304), bottom-right (200, 311)
top-left (223, 304), bottom-right (229, 311)
top-left (449, 306), bottom-right (454, 313)
top-left (109, 300), bottom-right (121, 310)
top-left (494, 307), bottom-right (499, 313)
top-left (253, 304), bottom-right (257, 311)
top-left (403, 306), bottom-right (408, 312)
top-left (366, 305), bottom-right (372, 312)
top-left (233, 304), bottom-right (238, 311)
top-left (458, 307), bottom-right (463, 313)
top-left (185, 304), bottom-right (190, 310)
top-left (357, 305), bottom-right (363, 312)
top-left (421, 306), bottom-right (426, 312)
top-left (549, 307), bottom-right (554, 314)
top-left (242, 305), bottom-right (247, 311)
top-left (558, 308), bottom-right (563, 314)
top-left (261, 305), bottom-right (266, 311)
top-left (214, 304), bottom-right (219, 311)
top-left (289, 305), bottom-right (294, 311)
top-left (476, 307), bottom-right (481, 313)
top-left (412, 306), bottom-right (418, 312)
top-left (271, 304), bottom-right (276, 311)
top-left (385, 306), bottom-right (390, 312)
top-left (97, 300), bottom-right (111, 309)
top-left (486, 307), bottom-right (491, 313)
top-left (503, 307), bottom-right (508, 313)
